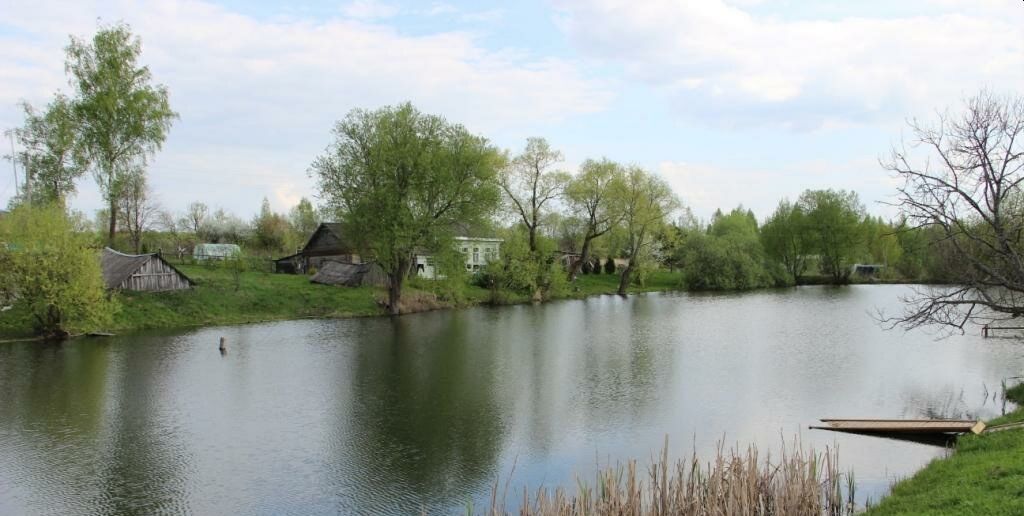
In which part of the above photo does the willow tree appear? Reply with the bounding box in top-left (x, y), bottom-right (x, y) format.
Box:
top-left (564, 158), bottom-right (626, 280)
top-left (9, 95), bottom-right (86, 206)
top-left (618, 167), bottom-right (679, 295)
top-left (311, 103), bottom-right (502, 315)
top-left (66, 23), bottom-right (177, 244)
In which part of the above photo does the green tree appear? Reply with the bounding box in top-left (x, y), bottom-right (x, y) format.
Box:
top-left (66, 23), bottom-right (177, 244)
top-left (252, 197), bottom-right (289, 253)
top-left (797, 189), bottom-right (865, 283)
top-left (564, 158), bottom-right (626, 280)
top-left (617, 167), bottom-right (679, 295)
top-left (761, 199), bottom-right (811, 284)
top-left (311, 103), bottom-right (502, 315)
top-left (498, 137), bottom-right (570, 253)
top-left (0, 205), bottom-right (116, 338)
top-left (8, 95), bottom-right (86, 206)
top-left (289, 197), bottom-right (319, 238)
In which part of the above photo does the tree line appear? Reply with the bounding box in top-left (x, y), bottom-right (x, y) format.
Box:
top-left (5, 22), bottom-right (1020, 335)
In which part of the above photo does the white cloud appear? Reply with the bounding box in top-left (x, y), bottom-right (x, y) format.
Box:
top-left (658, 158), bottom-right (899, 221)
top-left (0, 0), bottom-right (611, 215)
top-left (554, 0), bottom-right (1024, 129)
top-left (340, 0), bottom-right (399, 20)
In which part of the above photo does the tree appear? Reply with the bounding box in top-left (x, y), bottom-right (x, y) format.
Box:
top-left (289, 197), bottom-right (319, 237)
top-left (311, 103), bottom-right (502, 315)
top-left (117, 171), bottom-right (159, 253)
top-left (617, 167), bottom-right (679, 295)
top-left (184, 201), bottom-right (209, 237)
top-left (883, 91), bottom-right (1024, 331)
top-left (498, 137), bottom-right (570, 253)
top-left (0, 204), bottom-right (116, 338)
top-left (761, 199), bottom-right (811, 284)
top-left (564, 158), bottom-right (626, 280)
top-left (797, 189), bottom-right (865, 283)
top-left (66, 23), bottom-right (177, 244)
top-left (252, 197), bottom-right (289, 253)
top-left (8, 95), bottom-right (86, 206)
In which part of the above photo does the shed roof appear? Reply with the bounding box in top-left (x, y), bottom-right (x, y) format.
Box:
top-left (100, 248), bottom-right (192, 289)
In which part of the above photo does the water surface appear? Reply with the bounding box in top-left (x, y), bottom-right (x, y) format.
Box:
top-left (1, 285), bottom-right (1020, 514)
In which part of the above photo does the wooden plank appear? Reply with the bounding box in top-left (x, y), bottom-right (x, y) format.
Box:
top-left (812, 419), bottom-right (982, 434)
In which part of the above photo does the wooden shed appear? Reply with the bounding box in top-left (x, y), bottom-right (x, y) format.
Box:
top-left (275, 223), bottom-right (361, 273)
top-left (101, 248), bottom-right (193, 292)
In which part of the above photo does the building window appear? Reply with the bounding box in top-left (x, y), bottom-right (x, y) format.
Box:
top-left (473, 248), bottom-right (479, 263)
top-left (426, 257), bottom-right (435, 266)
top-left (466, 264), bottom-right (471, 270)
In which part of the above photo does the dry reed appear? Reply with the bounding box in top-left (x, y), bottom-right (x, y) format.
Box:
top-left (482, 436), bottom-right (854, 516)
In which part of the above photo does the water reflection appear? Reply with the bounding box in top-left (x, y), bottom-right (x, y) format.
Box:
top-left (1, 285), bottom-right (1022, 514)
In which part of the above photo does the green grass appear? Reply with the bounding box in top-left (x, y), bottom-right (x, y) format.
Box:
top-left (866, 383), bottom-right (1024, 515)
top-left (110, 264), bottom-right (383, 332)
top-left (0, 266), bottom-right (688, 339)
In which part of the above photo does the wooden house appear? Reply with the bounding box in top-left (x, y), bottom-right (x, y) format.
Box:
top-left (275, 223), bottom-right (360, 273)
top-left (101, 248), bottom-right (193, 292)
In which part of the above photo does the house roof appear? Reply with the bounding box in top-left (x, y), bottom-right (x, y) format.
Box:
top-left (100, 247), bottom-right (192, 289)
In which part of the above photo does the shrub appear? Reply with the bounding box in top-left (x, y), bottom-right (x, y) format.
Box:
top-left (0, 205), bottom-right (117, 337)
top-left (605, 257), bottom-right (616, 274)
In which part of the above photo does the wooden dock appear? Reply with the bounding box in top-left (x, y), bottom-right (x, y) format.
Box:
top-left (810, 418), bottom-right (986, 435)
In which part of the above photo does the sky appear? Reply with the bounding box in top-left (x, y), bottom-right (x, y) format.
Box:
top-left (0, 0), bottom-right (1021, 222)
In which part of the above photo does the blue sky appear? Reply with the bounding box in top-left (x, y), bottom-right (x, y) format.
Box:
top-left (1, 0), bottom-right (1021, 222)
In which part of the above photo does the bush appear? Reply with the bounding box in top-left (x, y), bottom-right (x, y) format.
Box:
top-left (605, 257), bottom-right (616, 274)
top-left (581, 260), bottom-right (593, 274)
top-left (0, 205), bottom-right (117, 337)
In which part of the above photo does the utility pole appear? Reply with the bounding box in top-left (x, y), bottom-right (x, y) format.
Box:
top-left (7, 130), bottom-right (18, 199)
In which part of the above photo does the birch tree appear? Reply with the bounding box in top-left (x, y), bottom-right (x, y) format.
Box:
top-left (66, 23), bottom-right (177, 244)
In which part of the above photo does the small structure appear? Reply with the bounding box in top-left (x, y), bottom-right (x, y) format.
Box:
top-left (101, 247), bottom-right (193, 292)
top-left (310, 261), bottom-right (387, 287)
top-left (193, 243), bottom-right (241, 261)
top-left (275, 223), bottom-right (360, 273)
top-left (415, 236), bottom-right (503, 278)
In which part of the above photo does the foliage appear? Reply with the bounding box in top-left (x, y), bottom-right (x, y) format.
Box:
top-left (311, 102), bottom-right (502, 314)
top-left (480, 227), bottom-right (566, 302)
top-left (251, 197), bottom-right (290, 253)
top-left (288, 197), bottom-right (319, 238)
top-left (564, 158), bottom-right (626, 279)
top-left (604, 256), bottom-right (616, 274)
top-left (0, 205), bottom-right (116, 337)
top-left (617, 166), bottom-right (679, 294)
top-left (499, 137), bottom-right (571, 252)
top-left (8, 95), bottom-right (86, 206)
top-left (66, 22), bottom-right (177, 242)
top-left (797, 189), bottom-right (865, 283)
top-left (761, 199), bottom-right (811, 283)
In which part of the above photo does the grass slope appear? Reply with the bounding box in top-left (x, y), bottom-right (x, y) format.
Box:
top-left (866, 383), bottom-right (1024, 515)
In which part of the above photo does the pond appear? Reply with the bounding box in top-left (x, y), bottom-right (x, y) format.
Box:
top-left (1, 285), bottom-right (1021, 514)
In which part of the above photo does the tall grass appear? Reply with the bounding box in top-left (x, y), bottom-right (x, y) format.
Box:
top-left (483, 437), bottom-right (854, 516)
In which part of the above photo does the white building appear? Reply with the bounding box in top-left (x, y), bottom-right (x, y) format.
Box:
top-left (415, 236), bottom-right (503, 279)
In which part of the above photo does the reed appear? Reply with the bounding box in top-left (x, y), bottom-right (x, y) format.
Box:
top-left (483, 436), bottom-right (854, 516)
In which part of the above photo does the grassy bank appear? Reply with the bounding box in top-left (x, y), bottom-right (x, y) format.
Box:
top-left (866, 383), bottom-right (1024, 515)
top-left (0, 266), bottom-right (686, 339)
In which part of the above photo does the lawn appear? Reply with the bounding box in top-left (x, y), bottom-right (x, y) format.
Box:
top-left (866, 383), bottom-right (1024, 515)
